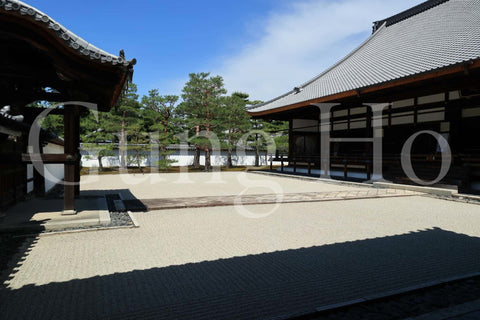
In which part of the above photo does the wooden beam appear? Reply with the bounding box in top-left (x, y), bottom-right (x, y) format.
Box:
top-left (21, 153), bottom-right (78, 164)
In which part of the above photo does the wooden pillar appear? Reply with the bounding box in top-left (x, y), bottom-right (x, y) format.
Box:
top-left (63, 107), bottom-right (79, 214)
top-left (73, 109), bottom-right (81, 196)
top-left (413, 97), bottom-right (418, 126)
top-left (288, 119), bottom-right (293, 160)
top-left (33, 144), bottom-right (45, 197)
top-left (445, 95), bottom-right (461, 155)
top-left (366, 163), bottom-right (371, 181)
top-left (388, 104), bottom-right (392, 128)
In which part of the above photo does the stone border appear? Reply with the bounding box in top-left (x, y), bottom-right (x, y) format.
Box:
top-left (250, 171), bottom-right (480, 204)
top-left (374, 182), bottom-right (457, 196)
top-left (248, 170), bottom-right (374, 189)
top-left (127, 211), bottom-right (140, 227)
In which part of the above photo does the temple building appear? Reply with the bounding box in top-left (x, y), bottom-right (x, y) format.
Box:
top-left (0, 0), bottom-right (135, 213)
top-left (248, 0), bottom-right (480, 193)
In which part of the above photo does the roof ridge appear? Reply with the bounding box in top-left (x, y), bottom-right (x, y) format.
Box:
top-left (249, 22), bottom-right (388, 111)
top-left (0, 0), bottom-right (136, 67)
top-left (372, 0), bottom-right (450, 33)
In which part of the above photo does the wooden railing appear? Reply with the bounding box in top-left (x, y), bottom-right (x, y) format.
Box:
top-left (270, 154), bottom-right (373, 179)
top-left (269, 153), bottom-right (480, 187)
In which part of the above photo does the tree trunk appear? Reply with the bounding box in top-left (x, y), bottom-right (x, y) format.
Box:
top-left (227, 148), bottom-right (233, 168)
top-left (98, 156), bottom-right (104, 171)
top-left (136, 136), bottom-right (142, 173)
top-left (205, 125), bottom-right (211, 171)
top-left (193, 146), bottom-right (200, 168)
top-left (227, 133), bottom-right (233, 168)
top-left (120, 112), bottom-right (126, 169)
top-left (205, 148), bottom-right (211, 172)
top-left (255, 133), bottom-right (260, 167)
top-left (136, 150), bottom-right (142, 173)
top-left (193, 125), bottom-right (201, 169)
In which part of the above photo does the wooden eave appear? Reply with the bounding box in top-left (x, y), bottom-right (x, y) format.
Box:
top-left (0, 11), bottom-right (134, 111)
top-left (248, 58), bottom-right (480, 118)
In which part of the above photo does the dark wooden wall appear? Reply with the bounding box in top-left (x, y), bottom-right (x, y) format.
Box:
top-left (0, 135), bottom-right (27, 213)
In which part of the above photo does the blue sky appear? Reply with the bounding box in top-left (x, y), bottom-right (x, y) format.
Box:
top-left (28, 0), bottom-right (424, 101)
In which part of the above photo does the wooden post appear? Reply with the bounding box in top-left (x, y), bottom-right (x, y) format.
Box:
top-left (63, 107), bottom-right (78, 214)
top-left (33, 144), bottom-right (45, 197)
top-left (281, 156), bottom-right (284, 172)
top-left (73, 108), bottom-right (81, 196)
top-left (270, 156), bottom-right (273, 171)
top-left (293, 158), bottom-right (296, 173)
top-left (288, 120), bottom-right (293, 160)
top-left (308, 160), bottom-right (311, 175)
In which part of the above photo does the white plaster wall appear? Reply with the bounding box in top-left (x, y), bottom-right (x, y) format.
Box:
top-left (43, 143), bottom-right (64, 192)
top-left (27, 164), bottom-right (34, 193)
top-left (81, 149), bottom-right (269, 167)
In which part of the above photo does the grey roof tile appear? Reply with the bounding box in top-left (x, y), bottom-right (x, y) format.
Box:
top-left (0, 0), bottom-right (136, 67)
top-left (250, 0), bottom-right (480, 113)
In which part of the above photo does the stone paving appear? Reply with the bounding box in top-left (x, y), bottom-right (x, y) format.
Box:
top-left (133, 189), bottom-right (418, 211)
top-left (1, 173), bottom-right (480, 319)
top-left (80, 171), bottom-right (371, 200)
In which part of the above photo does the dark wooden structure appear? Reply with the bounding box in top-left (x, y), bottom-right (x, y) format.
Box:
top-left (249, 0), bottom-right (480, 193)
top-left (0, 1), bottom-right (135, 213)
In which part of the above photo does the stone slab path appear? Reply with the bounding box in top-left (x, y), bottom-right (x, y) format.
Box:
top-left (126, 189), bottom-right (419, 211)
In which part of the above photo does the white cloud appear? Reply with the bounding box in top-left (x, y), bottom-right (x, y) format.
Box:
top-left (214, 0), bottom-right (424, 102)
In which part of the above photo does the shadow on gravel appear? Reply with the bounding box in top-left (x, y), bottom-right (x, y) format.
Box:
top-left (0, 188), bottom-right (142, 284)
top-left (1, 228), bottom-right (480, 320)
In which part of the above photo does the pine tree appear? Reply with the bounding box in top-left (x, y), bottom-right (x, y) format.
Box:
top-left (178, 72), bottom-right (226, 171)
top-left (141, 90), bottom-right (178, 170)
top-left (108, 83), bottom-right (142, 169)
top-left (221, 92), bottom-right (251, 168)
top-left (80, 111), bottom-right (117, 171)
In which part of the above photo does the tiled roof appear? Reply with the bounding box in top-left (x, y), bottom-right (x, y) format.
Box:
top-left (249, 0), bottom-right (480, 114)
top-left (0, 112), bottom-right (62, 144)
top-left (0, 0), bottom-right (135, 67)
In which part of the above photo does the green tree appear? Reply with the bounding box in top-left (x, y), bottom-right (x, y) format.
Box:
top-left (109, 83), bottom-right (143, 169)
top-left (221, 92), bottom-right (251, 168)
top-left (178, 72), bottom-right (227, 171)
top-left (141, 90), bottom-right (179, 170)
top-left (126, 117), bottom-right (150, 172)
top-left (30, 101), bottom-right (64, 138)
top-left (41, 114), bottom-right (64, 138)
top-left (80, 111), bottom-right (117, 171)
top-left (81, 83), bottom-right (145, 171)
top-left (247, 118), bottom-right (289, 166)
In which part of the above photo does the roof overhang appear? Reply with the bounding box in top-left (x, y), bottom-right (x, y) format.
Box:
top-left (0, 0), bottom-right (136, 112)
top-left (248, 58), bottom-right (480, 118)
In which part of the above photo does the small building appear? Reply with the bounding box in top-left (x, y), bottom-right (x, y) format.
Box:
top-left (0, 0), bottom-right (135, 213)
top-left (248, 0), bottom-right (480, 193)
